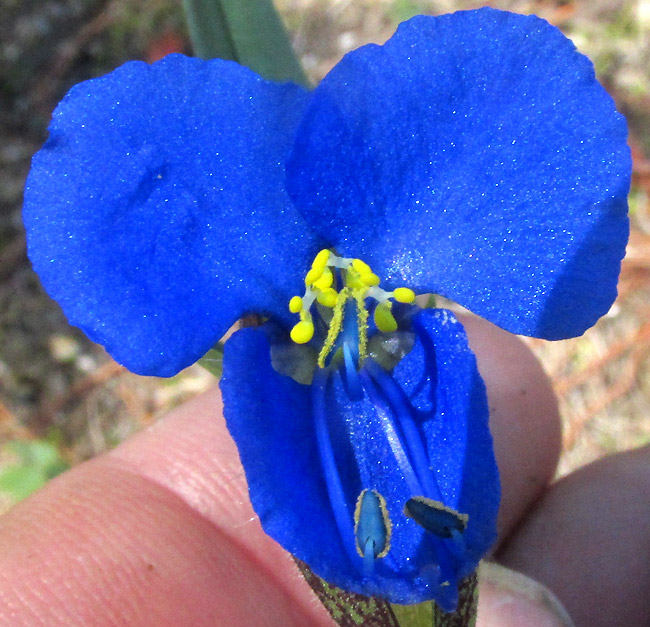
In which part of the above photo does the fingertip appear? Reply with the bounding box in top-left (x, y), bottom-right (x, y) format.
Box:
top-left (459, 314), bottom-right (562, 543)
top-left (497, 445), bottom-right (650, 627)
top-left (478, 562), bottom-right (574, 627)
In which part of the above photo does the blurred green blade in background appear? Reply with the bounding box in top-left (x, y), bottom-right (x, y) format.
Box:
top-left (181, 0), bottom-right (310, 86)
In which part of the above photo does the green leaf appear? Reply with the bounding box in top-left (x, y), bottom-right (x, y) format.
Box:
top-left (181, 0), bottom-right (309, 86)
top-left (0, 466), bottom-right (47, 502)
top-left (0, 440), bottom-right (69, 503)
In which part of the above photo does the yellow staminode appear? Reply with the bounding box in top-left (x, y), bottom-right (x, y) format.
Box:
top-left (312, 267), bottom-right (334, 290)
top-left (289, 296), bottom-right (303, 313)
top-left (374, 302), bottom-right (398, 333)
top-left (316, 288), bottom-right (338, 308)
top-left (312, 248), bottom-right (331, 270)
top-left (393, 287), bottom-right (416, 303)
top-left (290, 320), bottom-right (314, 344)
top-left (305, 266), bottom-right (324, 286)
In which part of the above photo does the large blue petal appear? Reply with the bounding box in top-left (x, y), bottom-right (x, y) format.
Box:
top-left (286, 9), bottom-right (630, 339)
top-left (24, 55), bottom-right (320, 376)
top-left (220, 308), bottom-right (498, 608)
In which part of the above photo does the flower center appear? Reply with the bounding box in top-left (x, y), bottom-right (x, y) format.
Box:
top-left (281, 250), bottom-right (470, 575)
top-left (288, 249), bottom-right (416, 368)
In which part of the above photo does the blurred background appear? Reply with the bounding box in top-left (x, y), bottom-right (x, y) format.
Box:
top-left (1, 0), bottom-right (649, 512)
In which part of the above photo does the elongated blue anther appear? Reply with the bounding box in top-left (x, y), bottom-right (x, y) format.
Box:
top-left (403, 496), bottom-right (468, 539)
top-left (354, 489), bottom-right (392, 576)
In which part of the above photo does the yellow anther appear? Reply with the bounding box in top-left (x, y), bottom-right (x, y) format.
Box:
top-left (352, 259), bottom-right (372, 275)
top-left (313, 267), bottom-right (334, 290)
top-left (290, 320), bottom-right (315, 344)
top-left (305, 266), bottom-right (324, 286)
top-left (393, 287), bottom-right (416, 304)
top-left (374, 302), bottom-right (398, 333)
top-left (289, 296), bottom-right (303, 313)
top-left (360, 272), bottom-right (380, 287)
top-left (317, 288), bottom-right (338, 308)
top-left (312, 249), bottom-right (331, 270)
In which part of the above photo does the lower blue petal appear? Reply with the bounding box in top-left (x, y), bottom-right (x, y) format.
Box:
top-left (24, 54), bottom-right (318, 376)
top-left (220, 309), bottom-right (498, 609)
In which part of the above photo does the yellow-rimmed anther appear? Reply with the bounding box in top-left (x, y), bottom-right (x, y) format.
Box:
top-left (313, 267), bottom-right (334, 290)
top-left (288, 296), bottom-right (303, 314)
top-left (393, 287), bottom-right (416, 304)
top-left (305, 266), bottom-right (324, 286)
top-left (290, 320), bottom-right (314, 344)
top-left (374, 302), bottom-right (398, 333)
top-left (316, 288), bottom-right (338, 308)
top-left (317, 288), bottom-right (349, 367)
top-left (312, 249), bottom-right (331, 270)
top-left (355, 293), bottom-right (369, 361)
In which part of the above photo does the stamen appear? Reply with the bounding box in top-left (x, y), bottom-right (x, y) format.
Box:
top-left (354, 489), bottom-right (392, 575)
top-left (359, 369), bottom-right (423, 496)
top-left (343, 342), bottom-right (363, 401)
top-left (373, 302), bottom-right (398, 333)
top-left (403, 496), bottom-right (468, 539)
top-left (312, 369), bottom-right (359, 565)
top-left (365, 359), bottom-right (442, 500)
top-left (354, 292), bottom-right (369, 361)
top-left (318, 288), bottom-right (349, 367)
top-left (289, 250), bottom-right (419, 370)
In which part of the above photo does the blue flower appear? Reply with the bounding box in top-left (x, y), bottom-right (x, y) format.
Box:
top-left (23, 8), bottom-right (629, 610)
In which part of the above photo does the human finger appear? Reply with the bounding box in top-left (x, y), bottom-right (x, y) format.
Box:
top-left (0, 314), bottom-right (560, 625)
top-left (496, 445), bottom-right (650, 627)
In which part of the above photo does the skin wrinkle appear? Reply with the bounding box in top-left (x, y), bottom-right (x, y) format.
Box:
top-left (0, 460), bottom-right (331, 627)
top-left (107, 396), bottom-right (336, 626)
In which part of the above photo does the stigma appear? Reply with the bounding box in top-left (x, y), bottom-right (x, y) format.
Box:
top-left (288, 249), bottom-right (416, 367)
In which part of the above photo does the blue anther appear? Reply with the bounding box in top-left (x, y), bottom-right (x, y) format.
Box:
top-left (403, 496), bottom-right (468, 539)
top-left (354, 489), bottom-right (392, 575)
